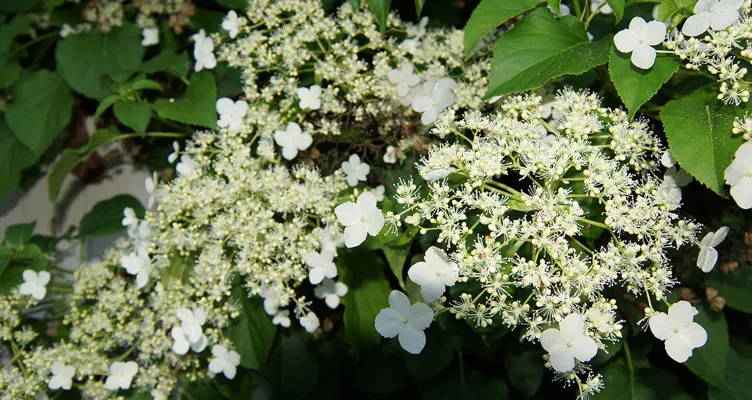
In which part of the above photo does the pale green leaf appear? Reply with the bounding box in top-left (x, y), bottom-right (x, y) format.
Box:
top-left (368, 0), bottom-right (391, 32)
top-left (608, 46), bottom-right (679, 118)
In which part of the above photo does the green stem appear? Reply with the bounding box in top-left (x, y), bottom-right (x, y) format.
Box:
top-left (577, 217), bottom-right (611, 231)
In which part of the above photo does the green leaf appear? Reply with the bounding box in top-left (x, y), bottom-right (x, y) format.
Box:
top-left (0, 62), bottom-right (21, 89)
top-left (685, 306), bottom-right (729, 387)
top-left (653, 0), bottom-right (695, 27)
top-left (606, 0), bottom-right (626, 23)
top-left (114, 100), bottom-right (152, 133)
top-left (0, 244), bottom-right (49, 295)
top-left (0, 1), bottom-right (40, 12)
top-left (608, 46), bottom-right (679, 118)
top-left (0, 15), bottom-right (32, 58)
top-left (266, 334), bottom-right (319, 399)
top-left (141, 50), bottom-right (190, 78)
top-left (415, 0), bottom-right (426, 15)
top-left (422, 369), bottom-right (509, 400)
top-left (368, 0), bottom-right (391, 32)
top-left (4, 223), bottom-right (35, 246)
top-left (226, 284), bottom-right (276, 370)
top-left (0, 120), bottom-right (36, 199)
top-left (338, 247), bottom-right (391, 348)
top-left (79, 195), bottom-right (145, 238)
top-left (215, 0), bottom-right (249, 9)
top-left (707, 267), bottom-right (752, 313)
top-left (56, 24), bottom-right (144, 99)
top-left (153, 71), bottom-right (217, 128)
top-left (463, 0), bottom-right (543, 58)
top-left (708, 349), bottom-right (752, 400)
top-left (661, 87), bottom-right (747, 195)
top-left (382, 245), bottom-right (409, 288)
top-left (504, 350), bottom-right (543, 397)
top-left (6, 70), bottom-right (73, 158)
top-left (486, 8), bottom-right (610, 98)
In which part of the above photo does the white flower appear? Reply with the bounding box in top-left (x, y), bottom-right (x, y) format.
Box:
top-left (613, 17), bottom-right (667, 69)
top-left (724, 142), bottom-right (752, 209)
top-left (410, 78), bottom-right (458, 125)
top-left (300, 312), bottom-right (320, 333)
top-left (303, 249), bottom-right (337, 284)
top-left (383, 145), bottom-right (398, 164)
top-left (656, 175), bottom-right (682, 210)
top-left (273, 122), bottom-right (313, 160)
top-left (314, 278), bottom-right (348, 309)
top-left (420, 167), bottom-right (454, 182)
top-left (48, 362), bottom-right (75, 390)
top-left (222, 10), bottom-right (241, 38)
top-left (318, 225), bottom-right (343, 254)
top-left (104, 361), bottom-right (138, 391)
top-left (374, 290), bottom-right (434, 354)
top-left (171, 307), bottom-right (208, 355)
top-left (369, 185), bottom-right (385, 202)
top-left (192, 29), bottom-right (216, 71)
top-left (387, 63), bottom-right (421, 98)
top-left (120, 250), bottom-right (151, 288)
top-left (661, 151), bottom-right (676, 168)
top-left (681, 0), bottom-right (743, 37)
top-left (168, 141), bottom-right (180, 164)
top-left (341, 154), bottom-right (370, 186)
top-left (696, 226), bottom-right (729, 272)
top-left (176, 155), bottom-right (198, 178)
top-left (540, 313), bottom-right (598, 372)
top-left (408, 246), bottom-right (459, 302)
top-left (145, 172), bottom-right (161, 209)
top-left (141, 27), bottom-right (159, 46)
top-left (209, 345), bottom-right (241, 379)
top-left (171, 326), bottom-right (208, 355)
top-left (648, 301), bottom-right (708, 363)
top-left (591, 0), bottom-right (613, 14)
top-left (334, 191), bottom-right (384, 248)
top-left (297, 85), bottom-right (322, 110)
top-left (272, 310), bottom-right (291, 327)
top-left (19, 270), bottom-right (50, 300)
top-left (216, 98), bottom-right (248, 133)
top-left (122, 207), bottom-right (138, 229)
top-left (260, 285), bottom-right (284, 315)
top-left (549, 3), bottom-right (571, 15)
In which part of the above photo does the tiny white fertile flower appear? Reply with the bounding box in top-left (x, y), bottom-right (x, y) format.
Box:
top-left (273, 122), bottom-right (313, 160)
top-left (216, 98), bottom-right (248, 133)
top-left (192, 30), bottom-right (216, 71)
top-left (411, 78), bottom-right (458, 125)
top-left (19, 270), bottom-right (50, 300)
top-left (387, 63), bottom-right (421, 98)
top-left (168, 141), bottom-right (180, 164)
top-left (724, 142), bottom-right (752, 209)
top-left (300, 312), bottom-right (320, 332)
top-left (272, 310), bottom-right (291, 327)
top-left (297, 85), bottom-right (322, 110)
top-left (591, 0), bottom-right (613, 14)
top-left (335, 191), bottom-right (385, 248)
top-left (408, 246), bottom-right (459, 302)
top-left (48, 362), bottom-right (75, 390)
top-left (648, 301), bottom-right (708, 363)
top-left (303, 249), bottom-right (337, 284)
top-left (341, 154), bottom-right (370, 186)
top-left (540, 313), bottom-right (598, 372)
top-left (222, 10), bottom-right (241, 38)
top-left (681, 0), bottom-right (743, 37)
top-left (613, 17), bottom-right (666, 69)
top-left (383, 145), bottom-right (398, 164)
top-left (375, 290), bottom-right (434, 354)
top-left (314, 278), bottom-right (348, 309)
top-left (176, 155), bottom-right (198, 178)
top-left (696, 226), bottom-right (729, 272)
top-left (104, 361), bottom-right (138, 391)
top-left (120, 250), bottom-right (151, 288)
top-left (122, 207), bottom-right (138, 229)
top-left (141, 27), bottom-right (159, 46)
top-left (209, 345), bottom-right (241, 379)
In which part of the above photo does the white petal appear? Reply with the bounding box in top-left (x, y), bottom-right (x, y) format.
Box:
top-left (398, 326), bottom-right (427, 354)
top-left (697, 247), bottom-right (718, 272)
top-left (374, 308), bottom-right (403, 338)
top-left (343, 224), bottom-right (368, 248)
top-left (710, 9), bottom-right (739, 30)
top-left (631, 44), bottom-right (657, 69)
top-left (613, 29), bottom-right (639, 53)
top-left (549, 350), bottom-right (576, 372)
top-left (683, 322), bottom-right (708, 349)
top-left (730, 177), bottom-right (752, 209)
top-left (407, 302), bottom-right (434, 330)
top-left (665, 335), bottom-right (692, 362)
top-left (572, 335), bottom-right (598, 362)
top-left (334, 202), bottom-right (358, 226)
top-left (668, 301), bottom-right (697, 325)
top-left (540, 329), bottom-right (564, 353)
top-left (644, 20), bottom-right (667, 45)
top-left (388, 290), bottom-right (412, 315)
top-left (560, 314), bottom-right (586, 338)
top-left (649, 313), bottom-right (672, 340)
top-left (628, 16), bottom-right (648, 30)
top-left (710, 226), bottom-right (729, 247)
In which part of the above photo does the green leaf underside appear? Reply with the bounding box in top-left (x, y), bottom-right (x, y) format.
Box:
top-left (79, 195), bottom-right (145, 238)
top-left (487, 8), bottom-right (610, 98)
top-left (153, 71), bottom-right (217, 128)
top-left (661, 87), bottom-right (747, 195)
top-left (463, 0), bottom-right (543, 58)
top-left (608, 47), bottom-right (679, 118)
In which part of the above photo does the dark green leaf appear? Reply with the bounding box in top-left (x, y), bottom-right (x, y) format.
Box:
top-left (608, 46), bottom-right (679, 118)
top-left (707, 267), bottom-right (752, 313)
top-left (415, 0), bottom-right (426, 15)
top-left (5, 222), bottom-right (35, 245)
top-left (0, 62), bottom-right (21, 89)
top-left (487, 8), bottom-right (610, 98)
top-left (368, 0), bottom-right (391, 32)
top-left (504, 350), bottom-right (543, 397)
top-left (661, 87), bottom-right (747, 195)
top-left (594, 358), bottom-right (694, 400)
top-left (403, 331), bottom-right (456, 381)
top-left (266, 334), bottom-right (319, 399)
top-left (686, 306), bottom-right (729, 387)
top-left (0, 120), bottom-right (36, 199)
top-left (0, 244), bottom-right (49, 295)
top-left (56, 24), bottom-right (144, 99)
top-left (141, 50), bottom-right (190, 78)
top-left (463, 0), bottom-right (543, 58)
top-left (0, 1), bottom-right (40, 12)
top-left (153, 71), bottom-right (217, 128)
top-left (422, 369), bottom-right (509, 400)
top-left (708, 349), bottom-right (752, 400)
top-left (226, 284), bottom-right (276, 370)
top-left (382, 245), bottom-right (409, 288)
top-left (0, 15), bottom-right (32, 58)
top-left (338, 247), bottom-right (391, 348)
top-left (6, 70), bottom-right (73, 157)
top-left (215, 0), bottom-right (248, 9)
top-left (606, 0), bottom-right (625, 23)
top-left (79, 195), bottom-right (145, 238)
top-left (114, 100), bottom-right (152, 133)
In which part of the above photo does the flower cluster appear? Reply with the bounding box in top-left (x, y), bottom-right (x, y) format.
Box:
top-left (390, 90), bottom-right (701, 397)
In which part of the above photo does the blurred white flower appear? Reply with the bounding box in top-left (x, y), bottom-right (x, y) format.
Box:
top-left (209, 345), bottom-right (240, 379)
top-left (168, 141), bottom-right (180, 164)
top-left (696, 226), bottom-right (729, 272)
top-left (141, 27), bottom-right (159, 46)
top-left (19, 270), bottom-right (50, 300)
top-left (297, 85), bottom-right (322, 110)
top-left (540, 313), bottom-right (598, 372)
top-left (410, 78), bottom-right (457, 125)
top-left (122, 207), bottom-right (138, 229)
top-left (145, 172), bottom-right (161, 209)
top-left (375, 290), bottom-right (433, 354)
top-left (272, 310), bottom-right (291, 327)
top-left (216, 98), bottom-right (248, 133)
top-left (682, 0), bottom-right (743, 37)
top-left (274, 122), bottom-right (313, 160)
top-left (104, 361), bottom-right (138, 391)
top-left (387, 63), bottom-right (421, 98)
top-left (192, 29), bottom-right (216, 71)
top-left (222, 10), bottom-right (242, 38)
top-left (335, 191), bottom-right (384, 248)
top-left (369, 185), bottom-right (385, 202)
top-left (314, 278), bottom-right (348, 309)
top-left (120, 250), bottom-right (151, 289)
top-left (341, 154), bottom-right (370, 186)
top-left (383, 145), bottom-right (398, 164)
top-left (176, 155), bottom-right (198, 178)
top-left (657, 175), bottom-right (682, 210)
top-left (648, 301), bottom-right (707, 363)
top-left (613, 17), bottom-right (666, 69)
top-left (724, 142), bottom-right (752, 209)
top-left (408, 246), bottom-right (459, 302)
top-left (48, 362), bottom-right (75, 390)
top-left (591, 0), bottom-right (613, 14)
top-left (300, 312), bottom-right (320, 333)
top-left (304, 249), bottom-right (337, 284)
